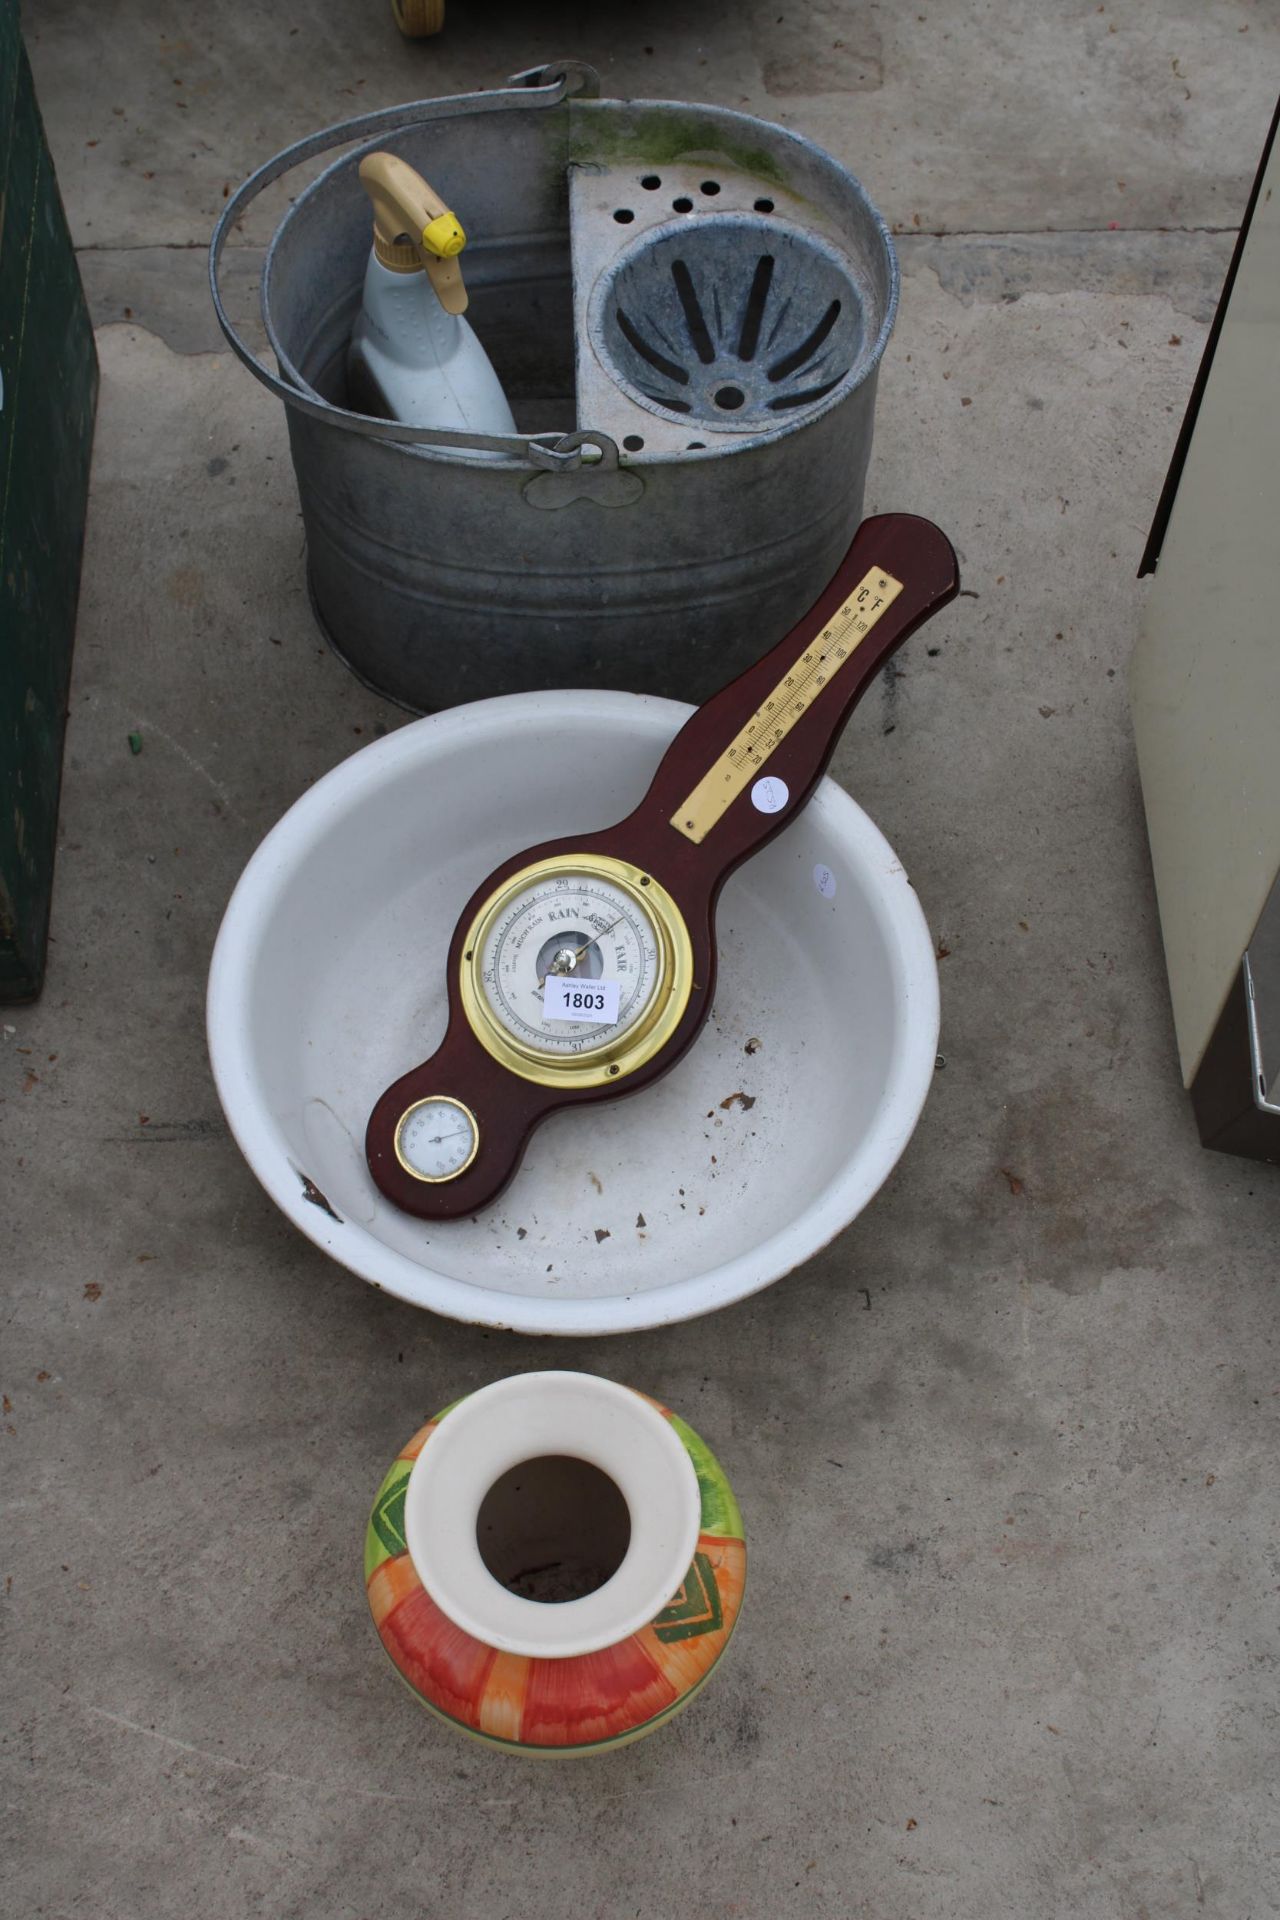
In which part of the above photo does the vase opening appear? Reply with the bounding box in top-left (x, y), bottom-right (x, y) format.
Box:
top-left (476, 1455), bottom-right (632, 1604)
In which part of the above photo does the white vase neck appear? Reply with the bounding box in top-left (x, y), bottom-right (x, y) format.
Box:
top-left (403, 1371), bottom-right (701, 1660)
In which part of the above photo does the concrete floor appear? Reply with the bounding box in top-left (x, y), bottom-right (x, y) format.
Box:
top-left (5, 2), bottom-right (1279, 1914)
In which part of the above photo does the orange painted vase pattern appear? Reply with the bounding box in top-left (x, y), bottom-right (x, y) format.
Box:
top-left (364, 1392), bottom-right (746, 1755)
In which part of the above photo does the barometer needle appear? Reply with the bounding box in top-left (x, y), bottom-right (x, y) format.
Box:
top-left (538, 914), bottom-right (627, 986)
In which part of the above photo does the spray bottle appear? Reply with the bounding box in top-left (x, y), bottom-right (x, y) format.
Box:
top-left (347, 152), bottom-right (517, 448)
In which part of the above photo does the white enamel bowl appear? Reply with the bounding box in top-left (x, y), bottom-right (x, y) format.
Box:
top-left (207, 691), bottom-right (938, 1334)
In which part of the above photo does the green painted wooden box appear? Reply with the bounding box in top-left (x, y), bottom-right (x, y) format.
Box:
top-left (0, 0), bottom-right (98, 1000)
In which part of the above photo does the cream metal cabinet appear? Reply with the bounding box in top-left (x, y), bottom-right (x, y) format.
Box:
top-left (1131, 105), bottom-right (1279, 1161)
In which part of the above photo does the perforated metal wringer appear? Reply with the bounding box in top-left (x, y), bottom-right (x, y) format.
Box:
top-left (210, 62), bottom-right (899, 711)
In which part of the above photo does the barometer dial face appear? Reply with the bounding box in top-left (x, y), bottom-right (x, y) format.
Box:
top-left (473, 867), bottom-right (663, 1058)
top-left (456, 856), bottom-right (694, 1093)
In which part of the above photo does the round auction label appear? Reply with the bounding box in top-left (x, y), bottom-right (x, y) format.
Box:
top-left (751, 776), bottom-right (789, 815)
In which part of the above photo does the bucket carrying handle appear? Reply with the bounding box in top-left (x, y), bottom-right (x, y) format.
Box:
top-left (208, 62), bottom-right (610, 466)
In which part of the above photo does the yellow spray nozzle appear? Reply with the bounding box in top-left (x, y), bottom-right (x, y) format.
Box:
top-left (421, 212), bottom-right (466, 259)
top-left (358, 151), bottom-right (470, 311)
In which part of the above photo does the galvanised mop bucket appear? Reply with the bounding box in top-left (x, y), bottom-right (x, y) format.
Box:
top-left (210, 62), bottom-right (899, 713)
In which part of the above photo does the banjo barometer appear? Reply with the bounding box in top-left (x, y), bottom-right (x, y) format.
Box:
top-left (367, 513), bottom-right (959, 1218)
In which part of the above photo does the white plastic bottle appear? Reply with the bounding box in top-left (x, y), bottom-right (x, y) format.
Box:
top-left (346, 151), bottom-right (517, 451)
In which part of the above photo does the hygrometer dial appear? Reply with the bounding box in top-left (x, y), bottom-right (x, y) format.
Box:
top-left (394, 1097), bottom-right (479, 1183)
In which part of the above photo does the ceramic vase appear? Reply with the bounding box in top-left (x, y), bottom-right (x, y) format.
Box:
top-left (365, 1371), bottom-right (746, 1755)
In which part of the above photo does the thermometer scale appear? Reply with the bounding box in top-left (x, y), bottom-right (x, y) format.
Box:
top-left (367, 513), bottom-right (958, 1218)
top-left (672, 566), bottom-right (904, 842)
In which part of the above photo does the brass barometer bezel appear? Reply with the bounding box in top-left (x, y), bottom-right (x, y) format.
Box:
top-left (458, 853), bottom-right (695, 1090)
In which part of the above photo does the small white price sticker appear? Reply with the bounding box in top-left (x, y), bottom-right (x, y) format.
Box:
top-left (543, 976), bottom-right (621, 1024)
top-left (751, 775), bottom-right (790, 815)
